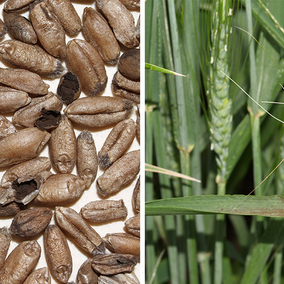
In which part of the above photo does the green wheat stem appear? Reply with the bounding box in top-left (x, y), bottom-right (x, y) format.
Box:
top-left (273, 248), bottom-right (283, 284)
top-left (245, 0), bottom-right (265, 242)
top-left (145, 0), bottom-right (161, 282)
top-left (209, 0), bottom-right (233, 283)
top-left (165, 0), bottom-right (200, 282)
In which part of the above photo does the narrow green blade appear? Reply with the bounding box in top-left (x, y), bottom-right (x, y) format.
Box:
top-left (145, 195), bottom-right (284, 217)
top-left (145, 63), bottom-right (186, 77)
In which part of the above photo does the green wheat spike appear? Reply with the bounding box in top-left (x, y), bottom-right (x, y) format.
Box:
top-left (209, 0), bottom-right (233, 183)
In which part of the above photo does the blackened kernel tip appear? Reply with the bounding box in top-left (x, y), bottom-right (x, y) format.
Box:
top-left (51, 60), bottom-right (66, 78)
top-left (78, 130), bottom-right (93, 142)
top-left (99, 154), bottom-right (112, 169)
top-left (124, 99), bottom-right (134, 110)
